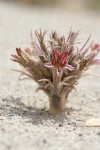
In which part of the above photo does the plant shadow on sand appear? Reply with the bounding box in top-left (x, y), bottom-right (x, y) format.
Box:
top-left (0, 96), bottom-right (75, 125)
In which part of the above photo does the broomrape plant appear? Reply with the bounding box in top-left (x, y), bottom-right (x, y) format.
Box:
top-left (11, 29), bottom-right (100, 115)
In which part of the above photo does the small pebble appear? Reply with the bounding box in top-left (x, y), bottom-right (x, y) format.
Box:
top-left (59, 123), bottom-right (63, 127)
top-left (43, 139), bottom-right (47, 144)
top-left (78, 133), bottom-right (82, 137)
top-left (85, 118), bottom-right (100, 127)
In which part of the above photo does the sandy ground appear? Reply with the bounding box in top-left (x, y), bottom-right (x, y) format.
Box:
top-left (0, 2), bottom-right (100, 150)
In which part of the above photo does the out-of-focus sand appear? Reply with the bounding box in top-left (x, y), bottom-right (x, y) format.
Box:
top-left (0, 2), bottom-right (100, 150)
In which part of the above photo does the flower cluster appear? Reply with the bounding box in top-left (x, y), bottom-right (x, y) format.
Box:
top-left (11, 29), bottom-right (100, 114)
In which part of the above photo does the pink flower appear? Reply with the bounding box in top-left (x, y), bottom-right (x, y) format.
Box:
top-left (52, 49), bottom-right (67, 68)
top-left (16, 48), bottom-right (22, 56)
top-left (87, 43), bottom-right (100, 65)
top-left (45, 49), bottom-right (74, 76)
top-left (25, 48), bottom-right (34, 56)
top-left (11, 48), bottom-right (22, 62)
top-left (92, 43), bottom-right (100, 52)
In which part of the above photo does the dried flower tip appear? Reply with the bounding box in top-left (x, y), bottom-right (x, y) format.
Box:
top-left (16, 48), bottom-right (22, 56)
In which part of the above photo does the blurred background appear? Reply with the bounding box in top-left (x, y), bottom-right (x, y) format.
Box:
top-left (0, 0), bottom-right (100, 37)
top-left (0, 0), bottom-right (100, 34)
top-left (0, 0), bottom-right (100, 10)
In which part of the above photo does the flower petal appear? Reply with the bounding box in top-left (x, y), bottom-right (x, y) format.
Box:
top-left (25, 48), bottom-right (32, 56)
top-left (65, 64), bottom-right (74, 71)
top-left (11, 55), bottom-right (19, 61)
top-left (56, 69), bottom-right (62, 77)
top-left (16, 48), bottom-right (22, 56)
top-left (90, 58), bottom-right (100, 65)
top-left (60, 51), bottom-right (68, 66)
top-left (92, 43), bottom-right (100, 52)
top-left (52, 49), bottom-right (59, 65)
top-left (44, 63), bottom-right (53, 68)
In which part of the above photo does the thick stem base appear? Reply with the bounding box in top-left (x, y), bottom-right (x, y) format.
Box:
top-left (49, 92), bottom-right (69, 115)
